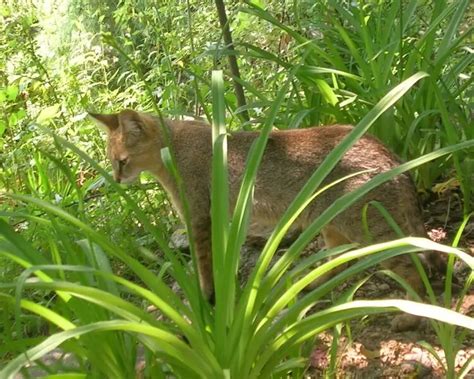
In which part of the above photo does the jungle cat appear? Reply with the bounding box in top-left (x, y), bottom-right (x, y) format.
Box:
top-left (90, 109), bottom-right (443, 330)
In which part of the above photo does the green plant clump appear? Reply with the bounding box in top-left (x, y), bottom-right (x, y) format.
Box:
top-left (0, 1), bottom-right (473, 378)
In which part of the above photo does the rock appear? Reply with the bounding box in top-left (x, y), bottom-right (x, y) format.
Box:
top-left (391, 314), bottom-right (421, 332)
top-left (169, 228), bottom-right (190, 251)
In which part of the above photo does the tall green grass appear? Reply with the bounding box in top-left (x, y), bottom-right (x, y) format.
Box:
top-left (236, 0), bottom-right (473, 212)
top-left (1, 73), bottom-right (473, 378)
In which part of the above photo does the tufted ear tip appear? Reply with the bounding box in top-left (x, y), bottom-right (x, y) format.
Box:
top-left (88, 112), bottom-right (119, 131)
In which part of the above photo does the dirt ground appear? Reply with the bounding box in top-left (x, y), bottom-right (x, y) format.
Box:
top-left (304, 189), bottom-right (474, 378)
top-left (308, 279), bottom-right (473, 378)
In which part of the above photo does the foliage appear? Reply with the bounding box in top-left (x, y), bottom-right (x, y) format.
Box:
top-left (1, 74), bottom-right (473, 378)
top-left (0, 0), bottom-right (473, 377)
top-left (236, 0), bottom-right (473, 207)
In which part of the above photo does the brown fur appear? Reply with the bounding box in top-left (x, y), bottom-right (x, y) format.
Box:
top-left (91, 109), bottom-right (442, 324)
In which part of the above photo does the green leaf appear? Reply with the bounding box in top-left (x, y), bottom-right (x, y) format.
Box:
top-left (0, 120), bottom-right (6, 136)
top-left (16, 108), bottom-right (27, 120)
top-left (37, 104), bottom-right (61, 124)
top-left (211, 70), bottom-right (231, 358)
top-left (6, 85), bottom-right (19, 101)
top-left (8, 112), bottom-right (17, 126)
top-left (42, 374), bottom-right (87, 379)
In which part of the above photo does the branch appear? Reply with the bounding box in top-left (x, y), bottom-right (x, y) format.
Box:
top-left (214, 0), bottom-right (249, 121)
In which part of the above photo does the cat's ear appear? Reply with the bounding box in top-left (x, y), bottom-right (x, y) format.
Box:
top-left (88, 112), bottom-right (119, 132)
top-left (118, 109), bottom-right (145, 135)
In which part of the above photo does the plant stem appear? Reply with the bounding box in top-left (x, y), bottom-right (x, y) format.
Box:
top-left (214, 0), bottom-right (249, 121)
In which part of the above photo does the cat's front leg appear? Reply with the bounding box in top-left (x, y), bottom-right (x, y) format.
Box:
top-left (191, 216), bottom-right (214, 302)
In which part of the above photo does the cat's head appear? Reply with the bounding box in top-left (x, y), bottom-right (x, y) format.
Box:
top-left (89, 109), bottom-right (161, 183)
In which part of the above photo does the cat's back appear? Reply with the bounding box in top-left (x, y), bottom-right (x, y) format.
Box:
top-left (269, 124), bottom-right (399, 167)
top-left (169, 120), bottom-right (402, 180)
top-left (228, 124), bottom-right (402, 175)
